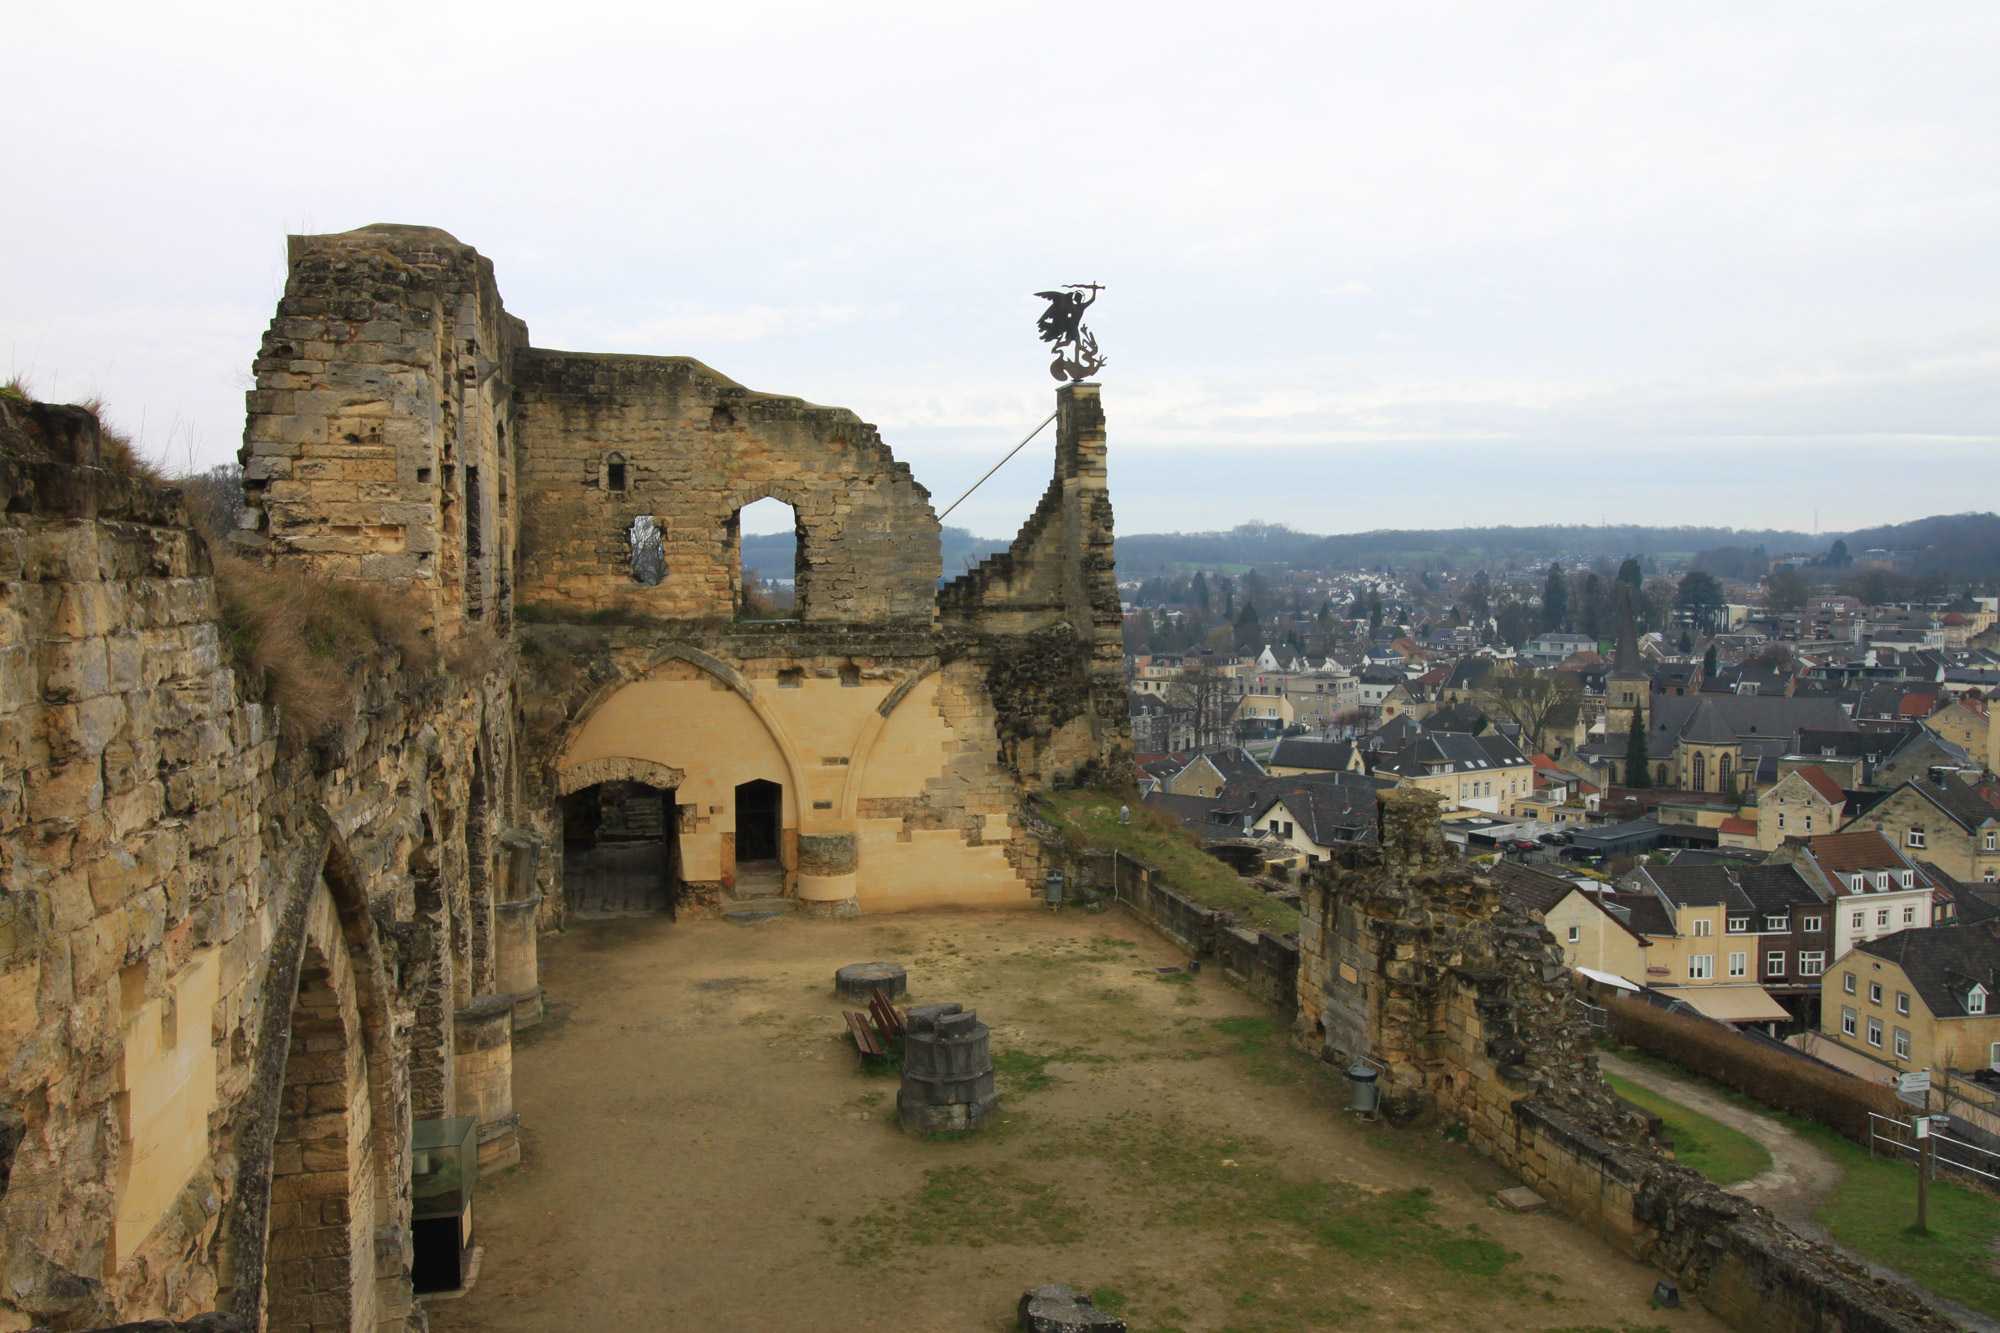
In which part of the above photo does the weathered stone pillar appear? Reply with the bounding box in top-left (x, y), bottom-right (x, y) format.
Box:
top-left (795, 828), bottom-right (859, 918)
top-left (452, 996), bottom-right (519, 1171)
top-left (494, 830), bottom-right (544, 1027)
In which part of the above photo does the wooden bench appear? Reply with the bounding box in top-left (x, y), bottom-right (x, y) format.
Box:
top-left (844, 986), bottom-right (908, 1060)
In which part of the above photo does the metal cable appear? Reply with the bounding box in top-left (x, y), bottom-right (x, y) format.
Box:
top-left (936, 411), bottom-right (1058, 521)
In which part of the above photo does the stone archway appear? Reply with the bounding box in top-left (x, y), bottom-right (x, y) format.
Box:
top-left (261, 878), bottom-right (379, 1333)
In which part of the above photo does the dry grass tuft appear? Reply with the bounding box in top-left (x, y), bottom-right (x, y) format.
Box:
top-left (212, 548), bottom-right (435, 742)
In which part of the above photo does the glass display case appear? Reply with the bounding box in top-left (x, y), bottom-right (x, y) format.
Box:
top-left (411, 1116), bottom-right (478, 1221)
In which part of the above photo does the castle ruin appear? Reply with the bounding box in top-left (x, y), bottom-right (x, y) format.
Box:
top-left (0, 224), bottom-right (1126, 1330)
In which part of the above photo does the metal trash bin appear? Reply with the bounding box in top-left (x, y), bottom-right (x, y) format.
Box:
top-left (1347, 1063), bottom-right (1381, 1115)
top-left (1043, 872), bottom-right (1065, 907)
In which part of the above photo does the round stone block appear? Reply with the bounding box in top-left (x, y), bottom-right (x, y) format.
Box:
top-left (835, 961), bottom-right (908, 1003)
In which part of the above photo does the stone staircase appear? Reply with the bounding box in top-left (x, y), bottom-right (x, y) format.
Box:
top-left (721, 860), bottom-right (789, 923)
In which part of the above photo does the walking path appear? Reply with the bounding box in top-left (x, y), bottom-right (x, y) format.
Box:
top-left (1598, 1050), bottom-right (2000, 1333)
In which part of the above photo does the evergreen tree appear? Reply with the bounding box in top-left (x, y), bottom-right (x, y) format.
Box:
top-left (1625, 700), bottom-right (1652, 788)
top-left (1542, 564), bottom-right (1569, 632)
top-left (1703, 643), bottom-right (1719, 677)
top-left (1192, 570), bottom-right (1210, 611)
top-left (1617, 557), bottom-right (1644, 592)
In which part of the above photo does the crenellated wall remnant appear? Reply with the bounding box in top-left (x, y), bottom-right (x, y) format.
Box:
top-left (1299, 790), bottom-right (1962, 1333)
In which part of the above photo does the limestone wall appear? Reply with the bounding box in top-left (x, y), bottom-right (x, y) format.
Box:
top-left (511, 351), bottom-right (941, 625)
top-left (0, 398), bottom-right (522, 1331)
top-left (238, 225), bottom-right (522, 639)
top-left (1298, 790), bottom-right (1960, 1333)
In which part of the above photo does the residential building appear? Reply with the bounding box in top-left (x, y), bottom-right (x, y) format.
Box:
top-left (1923, 696), bottom-right (1990, 766)
top-left (1214, 776), bottom-right (1378, 865)
top-left (1267, 738), bottom-right (1364, 777)
top-left (1776, 830), bottom-right (1942, 959)
top-left (1821, 924), bottom-right (2000, 1074)
top-left (1735, 863), bottom-right (1837, 1023)
top-left (1372, 731), bottom-right (1533, 814)
top-left (1839, 776), bottom-right (2000, 884)
top-left (1164, 747), bottom-right (1264, 799)
top-left (1492, 863), bottom-right (1651, 982)
top-left (1756, 765), bottom-right (1845, 851)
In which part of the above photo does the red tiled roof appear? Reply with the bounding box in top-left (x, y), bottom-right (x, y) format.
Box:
top-left (1719, 817), bottom-right (1757, 836)
top-left (1793, 765), bottom-right (1845, 805)
top-left (1898, 693), bottom-right (1942, 718)
top-left (1805, 830), bottom-right (1907, 873)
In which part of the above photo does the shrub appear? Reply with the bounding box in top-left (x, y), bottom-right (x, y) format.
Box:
top-left (1604, 993), bottom-right (1902, 1144)
top-left (211, 548), bottom-right (434, 743)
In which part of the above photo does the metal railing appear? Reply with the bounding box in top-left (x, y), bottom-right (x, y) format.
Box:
top-left (1869, 1112), bottom-right (2000, 1185)
top-left (1574, 997), bottom-right (1609, 1030)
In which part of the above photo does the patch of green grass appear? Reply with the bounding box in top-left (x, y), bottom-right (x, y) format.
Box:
top-left (1210, 1016), bottom-right (1303, 1085)
top-left (1042, 790), bottom-right (1299, 934)
top-left (992, 1047), bottom-right (1061, 1093)
top-left (837, 1162), bottom-right (1085, 1263)
top-left (1603, 1072), bottom-right (1771, 1186)
top-left (1794, 1118), bottom-right (2000, 1317)
top-left (1089, 1288), bottom-right (1128, 1314)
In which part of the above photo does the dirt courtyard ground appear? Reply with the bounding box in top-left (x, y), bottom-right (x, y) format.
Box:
top-left (428, 906), bottom-right (1721, 1333)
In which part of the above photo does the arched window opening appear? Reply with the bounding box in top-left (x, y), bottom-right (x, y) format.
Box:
top-left (628, 516), bottom-right (665, 586)
top-left (734, 496), bottom-right (800, 619)
top-left (1692, 753), bottom-right (1707, 791)
top-left (560, 781), bottom-right (681, 917)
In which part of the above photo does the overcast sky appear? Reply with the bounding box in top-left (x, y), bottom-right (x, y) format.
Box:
top-left (5, 2), bottom-right (1996, 539)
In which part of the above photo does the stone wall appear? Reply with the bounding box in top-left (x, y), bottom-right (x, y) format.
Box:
top-left (0, 397), bottom-right (526, 1331)
top-left (1298, 790), bottom-right (1959, 1333)
top-left (512, 352), bottom-right (941, 625)
top-left (1104, 851), bottom-right (1299, 1012)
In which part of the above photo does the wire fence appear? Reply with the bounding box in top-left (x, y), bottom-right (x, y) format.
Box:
top-left (1869, 1112), bottom-right (2000, 1186)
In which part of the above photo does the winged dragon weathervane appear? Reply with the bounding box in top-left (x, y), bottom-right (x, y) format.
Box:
top-left (1034, 283), bottom-right (1106, 381)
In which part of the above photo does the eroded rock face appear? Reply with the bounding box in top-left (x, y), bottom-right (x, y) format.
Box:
top-left (1016, 1284), bottom-right (1127, 1332)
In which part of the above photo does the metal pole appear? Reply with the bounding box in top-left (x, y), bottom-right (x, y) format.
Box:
top-left (936, 412), bottom-right (1058, 521)
top-left (1917, 1119), bottom-right (1931, 1235)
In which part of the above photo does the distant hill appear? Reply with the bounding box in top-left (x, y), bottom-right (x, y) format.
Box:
top-left (740, 525), bottom-right (1007, 583)
top-left (740, 513), bottom-right (2000, 582)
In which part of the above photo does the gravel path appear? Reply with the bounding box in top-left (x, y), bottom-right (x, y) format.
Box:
top-left (1597, 1050), bottom-right (1843, 1239)
top-left (1598, 1050), bottom-right (2000, 1333)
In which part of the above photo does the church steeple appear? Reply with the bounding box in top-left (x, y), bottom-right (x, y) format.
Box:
top-left (1607, 585), bottom-right (1648, 738)
top-left (1612, 584), bottom-right (1643, 679)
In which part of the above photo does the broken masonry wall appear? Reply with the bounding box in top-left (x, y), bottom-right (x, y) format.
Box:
top-left (0, 398), bottom-right (527, 1332)
top-left (1299, 789), bottom-right (1958, 1333)
top-left (510, 350), bottom-right (943, 625)
top-left (939, 383), bottom-right (1130, 796)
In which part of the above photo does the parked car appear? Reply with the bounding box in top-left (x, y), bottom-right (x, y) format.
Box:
top-left (1507, 839), bottom-right (1540, 853)
top-left (1538, 831), bottom-right (1570, 846)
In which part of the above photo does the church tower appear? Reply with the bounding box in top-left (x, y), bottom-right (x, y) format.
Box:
top-left (1606, 585), bottom-right (1649, 738)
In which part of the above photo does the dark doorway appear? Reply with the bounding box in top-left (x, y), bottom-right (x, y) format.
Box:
top-left (733, 779), bottom-right (782, 894)
top-left (562, 781), bottom-right (681, 917)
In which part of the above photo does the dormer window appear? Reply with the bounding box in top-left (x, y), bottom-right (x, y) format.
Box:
top-left (1900, 871), bottom-right (1914, 889)
top-left (1728, 916), bottom-right (1749, 933)
top-left (1875, 872), bottom-right (1890, 892)
top-left (1971, 986), bottom-right (1988, 1016)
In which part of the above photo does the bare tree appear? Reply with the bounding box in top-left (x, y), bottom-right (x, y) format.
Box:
top-left (1165, 666), bottom-right (1233, 751)
top-left (1473, 662), bottom-right (1582, 756)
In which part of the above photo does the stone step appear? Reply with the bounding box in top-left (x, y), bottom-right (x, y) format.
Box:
top-left (721, 898), bottom-right (791, 923)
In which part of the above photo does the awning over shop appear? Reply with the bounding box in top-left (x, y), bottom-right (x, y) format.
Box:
top-left (1576, 966), bottom-right (1640, 993)
top-left (1653, 984), bottom-right (1791, 1024)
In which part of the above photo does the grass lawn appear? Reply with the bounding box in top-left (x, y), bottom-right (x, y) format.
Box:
top-left (1599, 1042), bottom-right (2000, 1318)
top-left (1042, 789), bottom-right (1300, 934)
top-left (1793, 1118), bottom-right (2000, 1318)
top-left (1602, 1072), bottom-right (1771, 1186)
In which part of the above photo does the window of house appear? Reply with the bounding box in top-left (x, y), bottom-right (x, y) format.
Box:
top-left (1900, 871), bottom-right (1913, 888)
top-left (1843, 972), bottom-right (1857, 994)
top-left (1850, 910), bottom-right (1864, 929)
top-left (1842, 1007), bottom-right (1858, 1037)
top-left (1767, 951), bottom-right (1786, 976)
top-left (1986, 831), bottom-right (1997, 851)
top-left (1800, 951), bottom-right (1826, 976)
top-left (1728, 916), bottom-right (1749, 933)
top-left (1908, 827), bottom-right (1926, 848)
top-left (1902, 905), bottom-right (1915, 924)
top-left (1990, 1041), bottom-right (2000, 1070)
top-left (1971, 988), bottom-right (1989, 1016)
top-left (1728, 952), bottom-right (1746, 978)
top-left (1894, 1028), bottom-right (1911, 1060)
top-left (1693, 919), bottom-right (1712, 937)
top-left (1764, 915), bottom-right (1787, 931)
top-left (1568, 924), bottom-right (1580, 943)
top-left (1896, 992), bottom-right (1910, 1015)
top-left (1870, 981), bottom-right (1883, 1004)
top-left (1875, 872), bottom-right (1890, 891)
top-left (1805, 815), bottom-right (1813, 832)
top-left (1876, 908), bottom-right (1890, 927)
top-left (1867, 1016), bottom-right (1883, 1048)
top-left (1804, 914), bottom-right (1822, 933)
top-left (1690, 955), bottom-right (1714, 980)
top-left (1777, 812), bottom-right (1786, 830)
